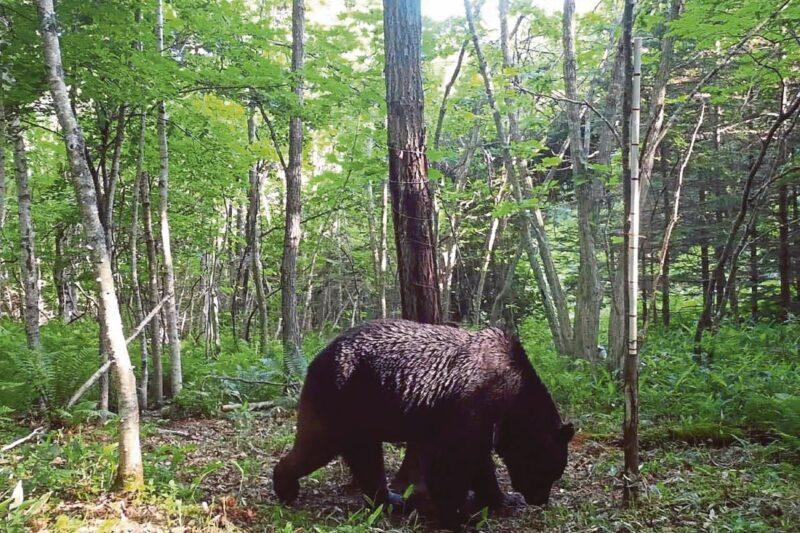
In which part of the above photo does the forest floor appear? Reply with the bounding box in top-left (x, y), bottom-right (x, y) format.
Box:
top-left (2, 408), bottom-right (798, 532)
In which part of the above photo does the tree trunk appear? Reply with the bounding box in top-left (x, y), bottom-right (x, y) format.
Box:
top-left (750, 226), bottom-right (758, 321)
top-left (132, 111), bottom-right (149, 408)
top-left (563, 0), bottom-right (601, 361)
top-left (778, 183), bottom-right (790, 321)
top-left (621, 2), bottom-right (641, 501)
top-left (282, 0), bottom-right (306, 378)
top-left (694, 90), bottom-right (800, 350)
top-left (247, 106), bottom-right (269, 356)
top-left (12, 117), bottom-right (41, 351)
top-left (141, 171), bottom-right (163, 404)
top-left (37, 0), bottom-right (143, 490)
top-left (0, 105), bottom-right (7, 319)
top-left (54, 226), bottom-right (77, 322)
top-left (647, 104), bottom-right (704, 333)
top-left (383, 0), bottom-right (442, 325)
top-left (490, 246), bottom-right (522, 326)
top-left (464, 0), bottom-right (569, 353)
top-left (157, 0), bottom-right (182, 396)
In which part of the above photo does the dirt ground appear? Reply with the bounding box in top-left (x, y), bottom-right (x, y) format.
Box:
top-left (29, 410), bottom-right (799, 532)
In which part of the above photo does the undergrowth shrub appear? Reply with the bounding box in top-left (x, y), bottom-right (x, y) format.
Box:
top-left (519, 305), bottom-right (800, 452)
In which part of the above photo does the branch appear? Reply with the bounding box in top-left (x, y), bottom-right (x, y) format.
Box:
top-left (125, 293), bottom-right (171, 345)
top-left (514, 84), bottom-right (622, 148)
top-left (255, 102), bottom-right (288, 173)
top-left (654, 0), bottom-right (794, 149)
top-left (211, 375), bottom-right (299, 388)
top-left (66, 360), bottom-right (113, 408)
top-left (221, 401), bottom-right (275, 412)
top-left (2, 427), bottom-right (45, 452)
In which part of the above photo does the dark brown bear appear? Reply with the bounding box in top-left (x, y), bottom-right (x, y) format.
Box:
top-left (273, 319), bottom-right (573, 528)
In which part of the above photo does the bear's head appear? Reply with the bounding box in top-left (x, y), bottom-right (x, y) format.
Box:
top-left (496, 418), bottom-right (574, 505)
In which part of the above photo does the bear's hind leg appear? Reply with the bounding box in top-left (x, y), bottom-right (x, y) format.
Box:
top-left (341, 441), bottom-right (403, 509)
top-left (425, 442), bottom-right (476, 530)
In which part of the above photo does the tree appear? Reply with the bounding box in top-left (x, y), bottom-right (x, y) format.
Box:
top-left (383, 0), bottom-right (442, 325)
top-left (156, 0), bottom-right (183, 396)
top-left (11, 116), bottom-right (41, 351)
top-left (282, 0), bottom-right (306, 379)
top-left (620, 0), bottom-right (641, 503)
top-left (36, 0), bottom-right (143, 491)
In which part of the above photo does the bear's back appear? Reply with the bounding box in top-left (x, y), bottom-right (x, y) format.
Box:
top-left (320, 319), bottom-right (515, 411)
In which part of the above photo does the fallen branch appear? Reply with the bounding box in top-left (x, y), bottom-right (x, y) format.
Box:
top-left (211, 375), bottom-right (299, 388)
top-left (66, 360), bottom-right (113, 408)
top-left (2, 426), bottom-right (45, 452)
top-left (156, 428), bottom-right (191, 437)
top-left (221, 401), bottom-right (275, 412)
top-left (126, 293), bottom-right (171, 345)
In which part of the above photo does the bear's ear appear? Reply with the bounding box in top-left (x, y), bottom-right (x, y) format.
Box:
top-left (560, 422), bottom-right (575, 443)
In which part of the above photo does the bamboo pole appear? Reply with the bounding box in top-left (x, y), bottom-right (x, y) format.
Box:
top-left (623, 36), bottom-right (642, 505)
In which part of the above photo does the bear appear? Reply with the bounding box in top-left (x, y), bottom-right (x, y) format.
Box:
top-left (273, 319), bottom-right (574, 529)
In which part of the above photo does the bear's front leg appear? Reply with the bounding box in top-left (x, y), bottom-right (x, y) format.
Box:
top-left (468, 450), bottom-right (506, 511)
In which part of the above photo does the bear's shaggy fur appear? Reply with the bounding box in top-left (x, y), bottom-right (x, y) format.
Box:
top-left (273, 319), bottom-right (573, 528)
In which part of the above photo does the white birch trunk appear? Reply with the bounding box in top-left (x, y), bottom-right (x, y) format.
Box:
top-left (36, 0), bottom-right (143, 490)
top-left (132, 111), bottom-right (149, 408)
top-left (157, 0), bottom-right (182, 396)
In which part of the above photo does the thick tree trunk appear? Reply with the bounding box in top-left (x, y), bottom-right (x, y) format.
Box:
top-left (282, 0), bottom-right (306, 378)
top-left (12, 117), bottom-right (41, 350)
top-left (37, 0), bottom-right (143, 490)
top-left (132, 111), bottom-right (149, 408)
top-left (383, 0), bottom-right (442, 325)
top-left (157, 0), bottom-right (182, 396)
top-left (141, 172), bottom-right (163, 403)
top-left (563, 0), bottom-right (602, 361)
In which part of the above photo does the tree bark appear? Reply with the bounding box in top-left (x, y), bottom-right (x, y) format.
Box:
top-left (750, 226), bottom-right (759, 321)
top-left (621, 0), bottom-right (641, 500)
top-left (778, 182), bottom-right (790, 321)
top-left (12, 117), bottom-right (41, 351)
top-left (383, 0), bottom-right (442, 325)
top-left (157, 0), bottom-right (182, 396)
top-left (464, 0), bottom-right (569, 353)
top-left (0, 105), bottom-right (7, 319)
top-left (132, 111), bottom-right (149, 408)
top-left (282, 0), bottom-right (306, 378)
top-left (647, 104), bottom-right (704, 333)
top-left (141, 171), bottom-right (163, 403)
top-left (366, 179), bottom-right (390, 318)
top-left (695, 89), bottom-right (800, 350)
top-left (247, 105), bottom-right (269, 356)
top-left (563, 0), bottom-right (602, 361)
top-left (490, 246), bottom-right (522, 326)
top-left (37, 0), bottom-right (143, 490)
top-left (54, 226), bottom-right (77, 322)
